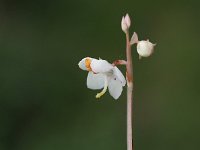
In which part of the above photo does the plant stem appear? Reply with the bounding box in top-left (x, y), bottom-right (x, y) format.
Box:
top-left (126, 31), bottom-right (134, 150)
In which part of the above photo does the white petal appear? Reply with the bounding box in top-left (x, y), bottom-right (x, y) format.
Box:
top-left (113, 67), bottom-right (126, 86)
top-left (78, 58), bottom-right (88, 70)
top-left (121, 16), bottom-right (128, 33)
top-left (125, 13), bottom-right (131, 28)
top-left (87, 72), bottom-right (105, 90)
top-left (90, 59), bottom-right (113, 73)
top-left (108, 78), bottom-right (123, 100)
top-left (78, 57), bottom-right (97, 71)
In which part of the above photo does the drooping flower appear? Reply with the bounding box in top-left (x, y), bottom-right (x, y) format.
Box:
top-left (130, 32), bottom-right (156, 59)
top-left (78, 57), bottom-right (126, 100)
top-left (137, 40), bottom-right (156, 58)
top-left (121, 14), bottom-right (131, 33)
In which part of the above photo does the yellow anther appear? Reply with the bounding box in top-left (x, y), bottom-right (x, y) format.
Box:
top-left (85, 58), bottom-right (92, 71)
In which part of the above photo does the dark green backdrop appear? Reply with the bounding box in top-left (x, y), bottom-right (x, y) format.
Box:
top-left (0, 0), bottom-right (200, 150)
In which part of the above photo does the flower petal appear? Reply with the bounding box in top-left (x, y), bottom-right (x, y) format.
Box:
top-left (78, 58), bottom-right (87, 70)
top-left (78, 57), bottom-right (96, 71)
top-left (121, 16), bottom-right (128, 33)
top-left (108, 78), bottom-right (123, 100)
top-left (90, 59), bottom-right (113, 73)
top-left (125, 13), bottom-right (131, 28)
top-left (87, 72), bottom-right (105, 90)
top-left (113, 67), bottom-right (126, 86)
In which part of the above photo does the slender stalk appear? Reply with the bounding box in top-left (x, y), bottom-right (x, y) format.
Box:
top-left (126, 31), bottom-right (134, 150)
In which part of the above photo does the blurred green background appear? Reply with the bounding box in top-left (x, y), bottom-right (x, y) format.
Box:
top-left (0, 0), bottom-right (200, 150)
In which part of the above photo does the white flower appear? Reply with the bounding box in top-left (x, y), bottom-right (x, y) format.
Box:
top-left (121, 14), bottom-right (131, 33)
top-left (78, 57), bottom-right (126, 100)
top-left (130, 32), bottom-right (156, 59)
top-left (137, 40), bottom-right (156, 58)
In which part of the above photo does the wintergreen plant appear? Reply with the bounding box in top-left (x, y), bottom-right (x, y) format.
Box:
top-left (78, 14), bottom-right (156, 150)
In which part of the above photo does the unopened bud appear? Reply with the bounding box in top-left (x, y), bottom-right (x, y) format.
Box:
top-left (137, 40), bottom-right (156, 58)
top-left (121, 14), bottom-right (131, 33)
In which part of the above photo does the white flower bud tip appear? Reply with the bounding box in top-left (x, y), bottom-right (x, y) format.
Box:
top-left (125, 14), bottom-right (131, 28)
top-left (137, 40), bottom-right (156, 58)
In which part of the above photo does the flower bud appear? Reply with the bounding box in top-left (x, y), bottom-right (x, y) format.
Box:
top-left (137, 40), bottom-right (156, 58)
top-left (121, 14), bottom-right (131, 33)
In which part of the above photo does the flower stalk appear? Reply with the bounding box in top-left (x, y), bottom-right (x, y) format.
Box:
top-left (79, 13), bottom-right (156, 150)
top-left (125, 30), bottom-right (134, 150)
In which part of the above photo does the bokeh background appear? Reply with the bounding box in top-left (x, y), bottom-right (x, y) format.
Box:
top-left (0, 0), bottom-right (200, 150)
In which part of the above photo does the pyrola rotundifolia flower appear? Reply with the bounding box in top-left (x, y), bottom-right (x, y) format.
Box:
top-left (121, 14), bottom-right (131, 33)
top-left (131, 32), bottom-right (156, 59)
top-left (78, 57), bottom-right (126, 100)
